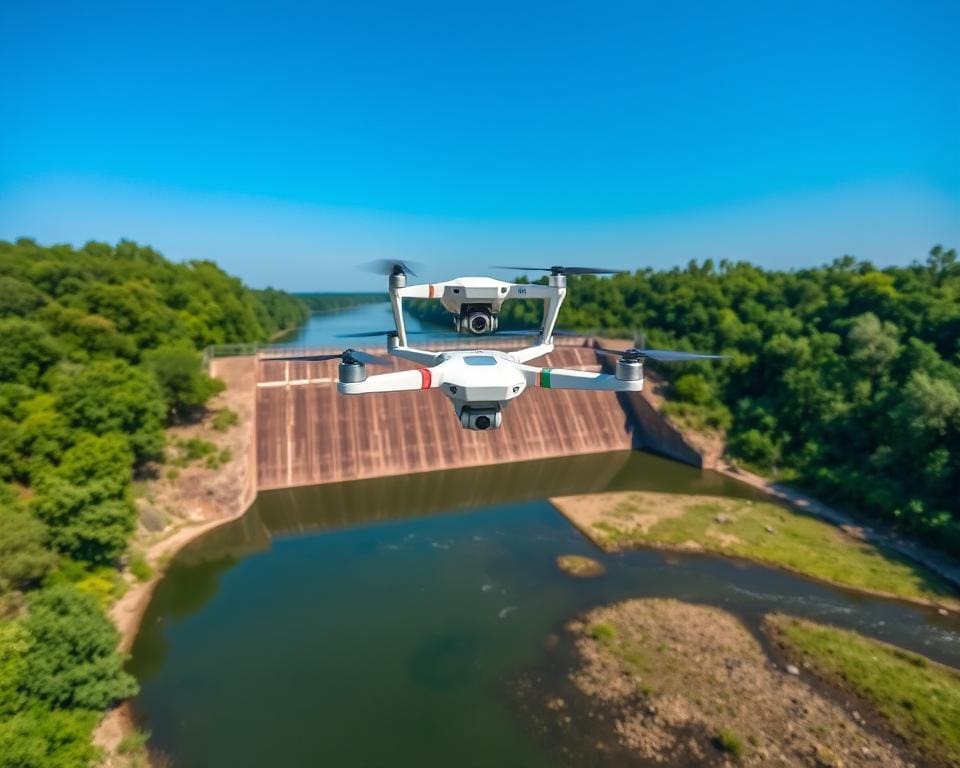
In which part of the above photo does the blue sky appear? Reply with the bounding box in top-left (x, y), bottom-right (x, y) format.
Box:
top-left (1, 0), bottom-right (957, 289)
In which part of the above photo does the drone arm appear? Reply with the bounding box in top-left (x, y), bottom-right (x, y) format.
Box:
top-left (519, 365), bottom-right (643, 392)
top-left (338, 367), bottom-right (442, 395)
top-left (394, 282), bottom-right (451, 299)
top-left (510, 343), bottom-right (554, 364)
top-left (390, 346), bottom-right (445, 365)
top-left (505, 284), bottom-right (566, 343)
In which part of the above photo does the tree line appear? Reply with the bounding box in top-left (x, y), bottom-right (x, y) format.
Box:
top-left (294, 292), bottom-right (386, 312)
top-left (409, 247), bottom-right (960, 554)
top-left (0, 238), bottom-right (308, 766)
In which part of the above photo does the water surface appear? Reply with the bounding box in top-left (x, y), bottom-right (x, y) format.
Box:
top-left (278, 301), bottom-right (447, 347)
top-left (130, 452), bottom-right (960, 768)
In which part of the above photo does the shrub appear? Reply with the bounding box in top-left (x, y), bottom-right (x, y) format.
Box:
top-left (715, 727), bottom-right (744, 757)
top-left (21, 585), bottom-right (138, 709)
top-left (211, 407), bottom-right (239, 431)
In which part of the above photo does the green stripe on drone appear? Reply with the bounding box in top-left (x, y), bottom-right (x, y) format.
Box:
top-left (540, 368), bottom-right (552, 388)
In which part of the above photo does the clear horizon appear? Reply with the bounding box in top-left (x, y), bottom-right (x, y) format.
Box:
top-left (2, 0), bottom-right (958, 290)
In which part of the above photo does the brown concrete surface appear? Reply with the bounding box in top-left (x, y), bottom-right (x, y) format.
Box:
top-left (255, 345), bottom-right (636, 489)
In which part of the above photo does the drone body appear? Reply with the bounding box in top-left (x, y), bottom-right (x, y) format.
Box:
top-left (267, 263), bottom-right (720, 431)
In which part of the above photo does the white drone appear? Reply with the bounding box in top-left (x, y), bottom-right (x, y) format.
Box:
top-left (270, 262), bottom-right (722, 431)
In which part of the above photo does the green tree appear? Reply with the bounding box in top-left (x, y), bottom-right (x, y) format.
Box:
top-left (54, 360), bottom-right (166, 463)
top-left (32, 477), bottom-right (134, 566)
top-left (0, 276), bottom-right (46, 317)
top-left (0, 320), bottom-right (61, 387)
top-left (0, 505), bottom-right (56, 595)
top-left (143, 345), bottom-right (225, 420)
top-left (21, 585), bottom-right (138, 710)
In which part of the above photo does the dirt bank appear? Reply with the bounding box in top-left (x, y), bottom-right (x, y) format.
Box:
top-left (96, 357), bottom-right (258, 762)
top-left (565, 598), bottom-right (914, 766)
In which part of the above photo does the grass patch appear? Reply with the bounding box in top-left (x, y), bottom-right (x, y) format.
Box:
top-left (117, 728), bottom-right (150, 755)
top-left (211, 407), bottom-right (239, 431)
top-left (766, 614), bottom-right (960, 765)
top-left (170, 437), bottom-right (217, 467)
top-left (714, 727), bottom-right (744, 758)
top-left (587, 621), bottom-right (617, 644)
top-left (129, 551), bottom-right (153, 582)
top-left (569, 492), bottom-right (957, 606)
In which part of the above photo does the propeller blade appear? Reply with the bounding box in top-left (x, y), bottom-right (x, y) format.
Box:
top-left (640, 349), bottom-right (725, 361)
top-left (358, 259), bottom-right (419, 277)
top-left (262, 350), bottom-right (392, 365)
top-left (594, 347), bottom-right (724, 361)
top-left (344, 349), bottom-right (393, 365)
top-left (562, 266), bottom-right (625, 275)
top-left (335, 329), bottom-right (398, 338)
top-left (263, 353), bottom-right (342, 363)
top-left (491, 264), bottom-right (625, 276)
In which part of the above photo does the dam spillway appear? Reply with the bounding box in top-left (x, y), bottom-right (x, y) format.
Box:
top-left (253, 343), bottom-right (635, 490)
top-left (207, 336), bottom-right (706, 494)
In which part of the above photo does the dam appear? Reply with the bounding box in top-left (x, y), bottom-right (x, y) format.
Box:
top-left (208, 331), bottom-right (704, 494)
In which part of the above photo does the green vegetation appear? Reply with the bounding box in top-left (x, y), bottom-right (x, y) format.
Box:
top-left (766, 614), bottom-right (960, 765)
top-left (0, 238), bottom-right (306, 765)
top-left (412, 247), bottom-right (960, 553)
top-left (715, 728), bottom-right (744, 758)
top-left (587, 621), bottom-right (617, 644)
top-left (294, 292), bottom-right (385, 312)
top-left (128, 552), bottom-right (153, 583)
top-left (565, 492), bottom-right (957, 606)
top-left (211, 406), bottom-right (239, 431)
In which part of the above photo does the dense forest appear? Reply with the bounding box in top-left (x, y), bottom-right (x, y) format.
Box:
top-left (0, 238), bottom-right (308, 766)
top-left (410, 247), bottom-right (960, 553)
top-left (294, 292), bottom-right (385, 312)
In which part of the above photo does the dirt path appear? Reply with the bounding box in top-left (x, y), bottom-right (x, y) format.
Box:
top-left (566, 598), bottom-right (915, 766)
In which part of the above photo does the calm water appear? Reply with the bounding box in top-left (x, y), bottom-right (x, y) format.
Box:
top-left (277, 301), bottom-right (448, 346)
top-left (130, 451), bottom-right (960, 768)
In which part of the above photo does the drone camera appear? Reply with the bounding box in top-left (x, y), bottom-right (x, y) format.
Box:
top-left (455, 305), bottom-right (499, 335)
top-left (460, 405), bottom-right (502, 431)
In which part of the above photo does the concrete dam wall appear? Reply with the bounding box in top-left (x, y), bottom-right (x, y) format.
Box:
top-left (210, 339), bottom-right (707, 494)
top-left (254, 344), bottom-right (636, 490)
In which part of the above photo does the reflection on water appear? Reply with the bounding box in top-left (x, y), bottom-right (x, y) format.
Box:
top-left (130, 451), bottom-right (960, 768)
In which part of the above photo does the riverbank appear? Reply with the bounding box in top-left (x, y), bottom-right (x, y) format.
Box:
top-left (559, 598), bottom-right (936, 766)
top-left (766, 614), bottom-right (960, 766)
top-left (96, 357), bottom-right (259, 763)
top-left (551, 490), bottom-right (960, 610)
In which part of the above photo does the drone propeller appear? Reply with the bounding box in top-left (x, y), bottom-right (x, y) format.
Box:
top-left (264, 349), bottom-right (392, 365)
top-left (358, 259), bottom-right (420, 277)
top-left (491, 264), bottom-right (626, 276)
top-left (594, 346), bottom-right (724, 362)
top-left (336, 329), bottom-right (402, 338)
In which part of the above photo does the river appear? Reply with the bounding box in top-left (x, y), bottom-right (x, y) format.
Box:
top-left (128, 309), bottom-right (960, 768)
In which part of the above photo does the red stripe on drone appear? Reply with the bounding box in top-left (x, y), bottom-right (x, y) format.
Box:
top-left (428, 284), bottom-right (435, 298)
top-left (418, 368), bottom-right (432, 389)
